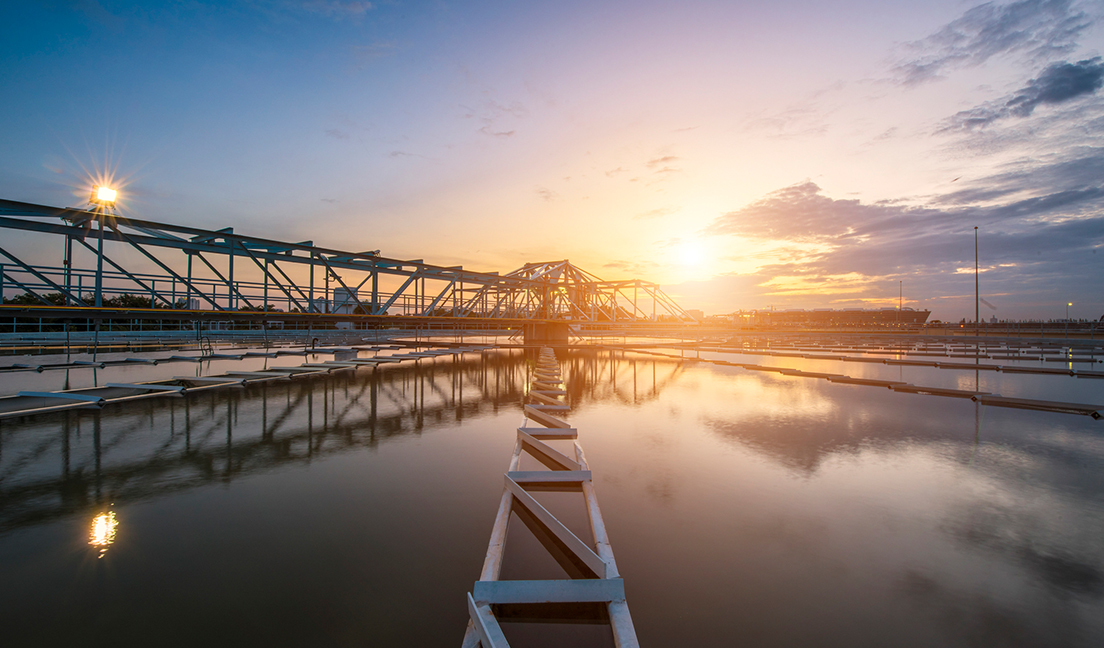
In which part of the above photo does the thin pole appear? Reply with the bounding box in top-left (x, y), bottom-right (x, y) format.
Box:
top-left (64, 235), bottom-right (72, 306)
top-left (95, 211), bottom-right (104, 307)
top-left (974, 226), bottom-right (979, 337)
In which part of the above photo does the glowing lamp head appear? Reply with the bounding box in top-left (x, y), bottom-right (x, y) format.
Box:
top-left (91, 185), bottom-right (117, 206)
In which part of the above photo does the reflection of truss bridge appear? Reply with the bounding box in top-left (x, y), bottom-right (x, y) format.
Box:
top-left (0, 351), bottom-right (528, 534)
top-left (0, 350), bottom-right (687, 535)
top-left (0, 199), bottom-right (693, 326)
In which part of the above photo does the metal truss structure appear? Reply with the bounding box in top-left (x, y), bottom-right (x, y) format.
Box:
top-left (0, 199), bottom-right (694, 324)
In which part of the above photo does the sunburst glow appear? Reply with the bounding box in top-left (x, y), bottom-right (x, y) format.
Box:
top-left (92, 185), bottom-right (117, 205)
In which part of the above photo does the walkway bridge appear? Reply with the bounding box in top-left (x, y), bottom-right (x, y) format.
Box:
top-left (0, 199), bottom-right (695, 341)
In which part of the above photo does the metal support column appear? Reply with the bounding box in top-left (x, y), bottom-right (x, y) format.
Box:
top-left (95, 213), bottom-right (104, 307)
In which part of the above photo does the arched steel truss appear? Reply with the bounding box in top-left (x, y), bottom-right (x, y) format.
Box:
top-left (0, 199), bottom-right (693, 323)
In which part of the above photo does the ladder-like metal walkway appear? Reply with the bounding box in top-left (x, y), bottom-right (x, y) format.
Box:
top-left (462, 346), bottom-right (638, 647)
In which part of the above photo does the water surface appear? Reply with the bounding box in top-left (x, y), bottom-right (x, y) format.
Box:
top-left (1, 348), bottom-right (1101, 646)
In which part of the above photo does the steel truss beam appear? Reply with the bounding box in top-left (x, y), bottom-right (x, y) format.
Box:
top-left (0, 199), bottom-right (693, 323)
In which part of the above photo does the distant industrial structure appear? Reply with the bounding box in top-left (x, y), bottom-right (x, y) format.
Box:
top-left (726, 307), bottom-right (932, 327)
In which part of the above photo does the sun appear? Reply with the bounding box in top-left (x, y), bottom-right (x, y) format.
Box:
top-left (675, 239), bottom-right (707, 268)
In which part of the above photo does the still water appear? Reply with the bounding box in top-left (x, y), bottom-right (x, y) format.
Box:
top-left (1, 348), bottom-right (1102, 646)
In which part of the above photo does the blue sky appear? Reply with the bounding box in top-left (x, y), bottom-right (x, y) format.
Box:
top-left (2, 0), bottom-right (1103, 320)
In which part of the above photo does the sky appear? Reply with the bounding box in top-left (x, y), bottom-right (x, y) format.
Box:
top-left (1, 0), bottom-right (1103, 321)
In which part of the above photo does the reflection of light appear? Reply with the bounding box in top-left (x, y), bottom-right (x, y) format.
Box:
top-left (89, 511), bottom-right (117, 558)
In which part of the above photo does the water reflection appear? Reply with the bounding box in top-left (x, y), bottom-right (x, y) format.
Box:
top-left (0, 349), bottom-right (686, 536)
top-left (0, 348), bottom-right (1101, 646)
top-left (88, 510), bottom-right (117, 558)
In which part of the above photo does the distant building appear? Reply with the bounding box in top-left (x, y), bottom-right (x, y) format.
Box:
top-left (684, 309), bottom-right (705, 320)
top-left (729, 308), bottom-right (931, 327)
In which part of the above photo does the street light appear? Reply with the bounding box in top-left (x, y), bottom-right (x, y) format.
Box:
top-left (91, 185), bottom-right (117, 206)
top-left (88, 185), bottom-right (118, 307)
top-left (974, 226), bottom-right (979, 337)
top-left (1068, 302), bottom-right (1073, 319)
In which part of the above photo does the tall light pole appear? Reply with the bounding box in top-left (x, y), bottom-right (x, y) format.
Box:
top-left (974, 226), bottom-right (979, 337)
top-left (90, 186), bottom-right (117, 307)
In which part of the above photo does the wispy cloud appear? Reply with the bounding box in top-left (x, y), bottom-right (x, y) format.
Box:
top-left (477, 126), bottom-right (515, 138)
top-left (464, 98), bottom-right (527, 138)
top-left (604, 259), bottom-right (661, 274)
top-left (893, 0), bottom-right (1092, 86)
top-left (635, 206), bottom-right (680, 220)
top-left (646, 155), bottom-right (680, 168)
top-left (325, 128), bottom-right (351, 140)
top-left (535, 186), bottom-right (556, 202)
top-left (940, 57), bottom-right (1104, 131)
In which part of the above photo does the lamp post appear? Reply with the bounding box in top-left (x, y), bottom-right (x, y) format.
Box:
top-left (325, 269), bottom-right (340, 314)
top-left (1067, 302), bottom-right (1072, 339)
top-left (974, 226), bottom-right (979, 338)
top-left (89, 186), bottom-right (117, 308)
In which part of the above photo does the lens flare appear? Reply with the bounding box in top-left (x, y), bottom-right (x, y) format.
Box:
top-left (92, 185), bottom-right (117, 205)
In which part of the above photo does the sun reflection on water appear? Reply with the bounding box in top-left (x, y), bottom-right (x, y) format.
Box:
top-left (89, 511), bottom-right (117, 558)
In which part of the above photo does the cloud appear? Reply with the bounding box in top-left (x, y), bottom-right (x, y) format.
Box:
top-left (605, 166), bottom-right (626, 177)
top-left (484, 99), bottom-right (528, 119)
top-left (324, 128), bottom-right (350, 140)
top-left (894, 0), bottom-right (1092, 86)
top-left (479, 126), bottom-right (516, 137)
top-left (603, 259), bottom-right (661, 274)
top-left (703, 173), bottom-right (1104, 312)
top-left (941, 57), bottom-right (1104, 131)
top-left (745, 104), bottom-right (831, 139)
top-left (706, 181), bottom-right (936, 242)
top-left (642, 155), bottom-right (682, 181)
top-left (872, 127), bottom-right (898, 142)
top-left (535, 187), bottom-right (556, 202)
top-left (466, 98), bottom-right (526, 138)
top-left (635, 206), bottom-right (680, 220)
top-left (321, 198), bottom-right (338, 203)
top-left (646, 155), bottom-right (679, 168)
top-left (936, 147), bottom-right (1104, 203)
